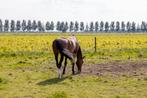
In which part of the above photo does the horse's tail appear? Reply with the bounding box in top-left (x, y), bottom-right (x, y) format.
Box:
top-left (53, 39), bottom-right (73, 60)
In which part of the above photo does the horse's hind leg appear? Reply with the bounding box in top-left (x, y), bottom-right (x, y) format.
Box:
top-left (58, 54), bottom-right (64, 79)
top-left (55, 54), bottom-right (58, 67)
top-left (63, 57), bottom-right (67, 75)
top-left (53, 42), bottom-right (59, 71)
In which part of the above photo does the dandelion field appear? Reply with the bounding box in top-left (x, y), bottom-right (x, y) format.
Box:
top-left (1, 33), bottom-right (147, 98)
top-left (1, 33), bottom-right (147, 61)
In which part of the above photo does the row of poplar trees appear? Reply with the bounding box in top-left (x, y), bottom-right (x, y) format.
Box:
top-left (0, 19), bottom-right (147, 33)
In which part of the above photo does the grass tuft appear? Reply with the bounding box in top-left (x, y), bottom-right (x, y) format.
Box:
top-left (51, 91), bottom-right (68, 98)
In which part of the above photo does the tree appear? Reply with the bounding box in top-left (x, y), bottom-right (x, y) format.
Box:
top-left (32, 20), bottom-right (38, 32)
top-left (85, 24), bottom-right (89, 32)
top-left (64, 22), bottom-right (69, 32)
top-left (50, 21), bottom-right (54, 31)
top-left (95, 21), bottom-right (99, 32)
top-left (60, 22), bottom-right (64, 32)
top-left (69, 21), bottom-right (74, 32)
top-left (80, 22), bottom-right (84, 32)
top-left (22, 20), bottom-right (27, 32)
top-left (141, 21), bottom-right (146, 32)
top-left (121, 21), bottom-right (125, 32)
top-left (104, 22), bottom-right (109, 32)
top-left (0, 19), bottom-right (3, 32)
top-left (4, 20), bottom-right (9, 32)
top-left (46, 21), bottom-right (50, 32)
top-left (116, 21), bottom-right (120, 32)
top-left (27, 20), bottom-right (32, 32)
top-left (0, 20), bottom-right (144, 33)
top-left (56, 21), bottom-right (61, 32)
top-left (38, 21), bottom-right (44, 32)
top-left (62, 22), bottom-right (68, 32)
top-left (110, 21), bottom-right (115, 32)
top-left (90, 22), bottom-right (94, 32)
top-left (60, 22), bottom-right (68, 32)
top-left (100, 21), bottom-right (104, 32)
top-left (16, 20), bottom-right (21, 32)
top-left (131, 22), bottom-right (136, 32)
top-left (10, 20), bottom-right (15, 32)
top-left (74, 21), bottom-right (79, 32)
top-left (126, 22), bottom-right (131, 32)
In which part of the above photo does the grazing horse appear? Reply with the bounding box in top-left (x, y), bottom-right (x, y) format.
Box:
top-left (52, 36), bottom-right (85, 79)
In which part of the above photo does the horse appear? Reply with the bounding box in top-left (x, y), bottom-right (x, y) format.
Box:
top-left (52, 36), bottom-right (85, 79)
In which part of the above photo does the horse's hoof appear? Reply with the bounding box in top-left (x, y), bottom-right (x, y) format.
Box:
top-left (58, 75), bottom-right (62, 79)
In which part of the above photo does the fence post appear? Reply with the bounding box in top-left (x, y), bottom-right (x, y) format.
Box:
top-left (94, 37), bottom-right (97, 52)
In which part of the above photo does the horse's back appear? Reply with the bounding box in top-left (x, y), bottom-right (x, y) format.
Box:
top-left (52, 36), bottom-right (79, 54)
top-left (52, 38), bottom-right (74, 60)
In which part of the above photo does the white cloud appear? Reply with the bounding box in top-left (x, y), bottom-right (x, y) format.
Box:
top-left (0, 0), bottom-right (147, 22)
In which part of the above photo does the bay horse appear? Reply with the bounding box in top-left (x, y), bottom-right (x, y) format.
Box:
top-left (52, 36), bottom-right (85, 79)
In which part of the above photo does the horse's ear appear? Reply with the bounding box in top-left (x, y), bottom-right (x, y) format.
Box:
top-left (82, 56), bottom-right (85, 59)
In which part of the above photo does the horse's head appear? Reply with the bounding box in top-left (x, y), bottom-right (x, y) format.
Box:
top-left (76, 56), bottom-right (85, 73)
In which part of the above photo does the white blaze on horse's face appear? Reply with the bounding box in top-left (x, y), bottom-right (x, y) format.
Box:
top-left (58, 68), bottom-right (62, 79)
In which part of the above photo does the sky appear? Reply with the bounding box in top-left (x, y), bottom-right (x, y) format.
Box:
top-left (0, 0), bottom-right (147, 22)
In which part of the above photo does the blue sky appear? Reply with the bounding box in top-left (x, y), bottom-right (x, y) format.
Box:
top-left (0, 0), bottom-right (147, 22)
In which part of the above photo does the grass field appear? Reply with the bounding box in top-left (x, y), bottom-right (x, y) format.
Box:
top-left (1, 33), bottom-right (147, 98)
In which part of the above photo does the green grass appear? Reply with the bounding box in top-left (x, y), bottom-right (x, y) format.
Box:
top-left (0, 51), bottom-right (147, 98)
top-left (1, 68), bottom-right (147, 98)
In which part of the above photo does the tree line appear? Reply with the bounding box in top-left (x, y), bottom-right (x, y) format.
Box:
top-left (0, 19), bottom-right (147, 33)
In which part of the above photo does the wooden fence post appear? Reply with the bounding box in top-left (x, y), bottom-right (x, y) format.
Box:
top-left (94, 37), bottom-right (97, 52)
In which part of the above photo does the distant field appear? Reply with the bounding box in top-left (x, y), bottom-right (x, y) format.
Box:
top-left (0, 33), bottom-right (147, 98)
top-left (1, 33), bottom-right (147, 61)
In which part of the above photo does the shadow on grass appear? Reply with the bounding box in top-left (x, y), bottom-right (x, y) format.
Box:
top-left (37, 71), bottom-right (81, 86)
top-left (37, 75), bottom-right (71, 86)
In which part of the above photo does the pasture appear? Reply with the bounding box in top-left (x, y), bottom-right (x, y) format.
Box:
top-left (0, 33), bottom-right (147, 98)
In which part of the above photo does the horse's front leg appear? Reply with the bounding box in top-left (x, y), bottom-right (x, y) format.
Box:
top-left (63, 57), bottom-right (67, 75)
top-left (72, 62), bottom-right (75, 75)
top-left (58, 54), bottom-right (64, 79)
top-left (71, 55), bottom-right (76, 75)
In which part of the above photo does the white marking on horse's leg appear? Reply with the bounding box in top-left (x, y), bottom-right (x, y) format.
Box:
top-left (58, 68), bottom-right (62, 79)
